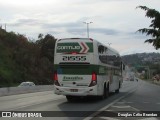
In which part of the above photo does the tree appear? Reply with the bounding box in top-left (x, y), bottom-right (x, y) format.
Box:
top-left (38, 33), bottom-right (43, 40)
top-left (137, 6), bottom-right (160, 49)
top-left (39, 34), bottom-right (56, 62)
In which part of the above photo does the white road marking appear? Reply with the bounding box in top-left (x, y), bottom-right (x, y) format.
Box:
top-left (112, 105), bottom-right (130, 108)
top-left (126, 102), bottom-right (133, 104)
top-left (139, 117), bottom-right (159, 120)
top-left (143, 102), bottom-right (149, 103)
top-left (129, 106), bottom-right (140, 111)
top-left (117, 102), bottom-right (125, 104)
top-left (100, 117), bottom-right (120, 120)
top-left (83, 89), bottom-right (138, 120)
top-left (105, 110), bottom-right (113, 111)
top-left (111, 105), bottom-right (139, 111)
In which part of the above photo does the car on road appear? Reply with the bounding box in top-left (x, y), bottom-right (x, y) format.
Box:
top-left (18, 82), bottom-right (35, 87)
top-left (130, 77), bottom-right (134, 81)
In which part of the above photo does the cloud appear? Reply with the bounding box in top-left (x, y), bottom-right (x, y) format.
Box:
top-left (9, 18), bottom-right (42, 27)
top-left (66, 28), bottom-right (85, 36)
top-left (7, 17), bottom-right (149, 40)
top-left (127, 31), bottom-right (151, 40)
top-left (91, 28), bottom-right (120, 35)
top-left (42, 22), bottom-right (82, 29)
top-left (66, 27), bottom-right (120, 36)
top-left (71, 0), bottom-right (131, 5)
top-left (41, 17), bottom-right (92, 29)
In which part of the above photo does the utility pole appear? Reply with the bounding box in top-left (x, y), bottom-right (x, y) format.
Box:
top-left (83, 22), bottom-right (93, 38)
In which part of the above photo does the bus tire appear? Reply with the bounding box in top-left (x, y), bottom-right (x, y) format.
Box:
top-left (115, 89), bottom-right (119, 93)
top-left (101, 84), bottom-right (109, 99)
top-left (66, 95), bottom-right (75, 102)
top-left (106, 84), bottom-right (109, 98)
top-left (115, 82), bottom-right (120, 93)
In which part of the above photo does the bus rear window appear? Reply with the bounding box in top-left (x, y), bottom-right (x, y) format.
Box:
top-left (57, 64), bottom-right (94, 75)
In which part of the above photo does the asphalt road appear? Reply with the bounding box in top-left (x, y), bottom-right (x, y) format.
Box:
top-left (90, 80), bottom-right (160, 120)
top-left (0, 79), bottom-right (160, 120)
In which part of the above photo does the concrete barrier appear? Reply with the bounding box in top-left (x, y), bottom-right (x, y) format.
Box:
top-left (0, 85), bottom-right (54, 97)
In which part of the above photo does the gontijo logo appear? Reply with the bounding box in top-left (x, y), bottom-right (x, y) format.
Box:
top-left (57, 46), bottom-right (81, 50)
top-left (56, 42), bottom-right (93, 53)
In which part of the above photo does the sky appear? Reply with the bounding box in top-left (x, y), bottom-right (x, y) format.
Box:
top-left (0, 0), bottom-right (160, 55)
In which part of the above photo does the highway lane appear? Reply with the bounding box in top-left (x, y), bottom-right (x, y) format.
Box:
top-left (2, 79), bottom-right (159, 120)
top-left (0, 80), bottom-right (139, 120)
top-left (0, 91), bottom-right (65, 111)
top-left (89, 79), bottom-right (160, 120)
top-left (118, 79), bottom-right (160, 111)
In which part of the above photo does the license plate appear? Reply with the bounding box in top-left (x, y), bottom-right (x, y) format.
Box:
top-left (70, 89), bottom-right (78, 92)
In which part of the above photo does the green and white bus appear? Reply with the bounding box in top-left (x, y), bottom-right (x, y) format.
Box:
top-left (54, 38), bottom-right (123, 101)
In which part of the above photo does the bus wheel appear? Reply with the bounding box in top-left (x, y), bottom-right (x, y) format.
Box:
top-left (106, 84), bottom-right (109, 98)
top-left (101, 84), bottom-right (109, 99)
top-left (115, 83), bottom-right (120, 93)
top-left (115, 89), bottom-right (119, 93)
top-left (66, 95), bottom-right (75, 102)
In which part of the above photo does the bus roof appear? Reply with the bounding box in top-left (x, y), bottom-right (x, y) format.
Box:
top-left (57, 38), bottom-right (120, 56)
top-left (58, 38), bottom-right (93, 42)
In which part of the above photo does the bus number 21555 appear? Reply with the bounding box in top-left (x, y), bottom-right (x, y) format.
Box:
top-left (62, 56), bottom-right (86, 61)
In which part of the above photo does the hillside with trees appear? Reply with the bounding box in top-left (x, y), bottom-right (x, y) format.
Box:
top-left (122, 53), bottom-right (160, 76)
top-left (0, 28), bottom-right (56, 87)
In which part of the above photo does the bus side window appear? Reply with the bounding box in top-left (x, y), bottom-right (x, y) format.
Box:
top-left (123, 64), bottom-right (125, 70)
top-left (98, 45), bottom-right (107, 54)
